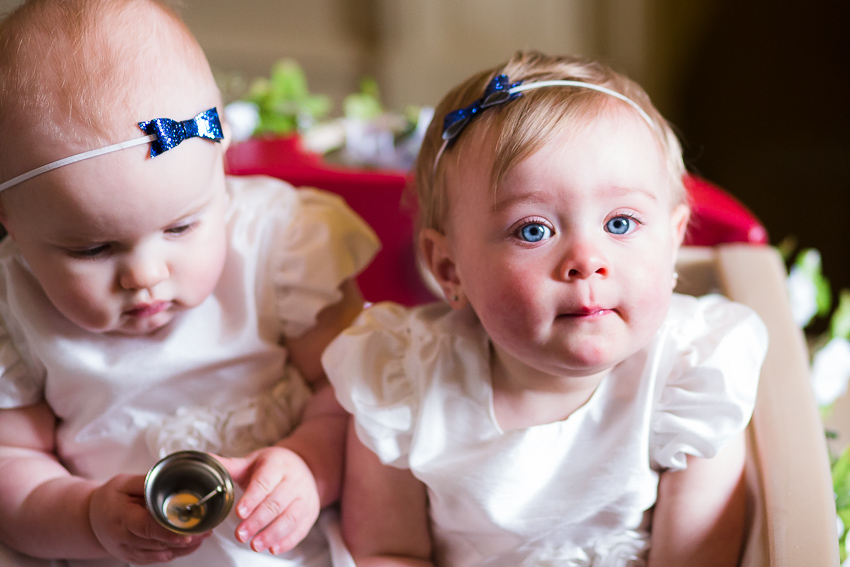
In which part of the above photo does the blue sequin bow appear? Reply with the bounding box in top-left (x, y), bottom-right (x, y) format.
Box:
top-left (441, 74), bottom-right (524, 142)
top-left (138, 107), bottom-right (223, 158)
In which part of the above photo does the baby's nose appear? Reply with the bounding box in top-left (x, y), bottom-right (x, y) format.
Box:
top-left (119, 253), bottom-right (169, 290)
top-left (558, 240), bottom-right (609, 280)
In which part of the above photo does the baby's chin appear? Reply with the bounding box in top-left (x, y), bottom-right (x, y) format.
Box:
top-left (72, 307), bottom-right (178, 337)
top-left (107, 314), bottom-right (176, 336)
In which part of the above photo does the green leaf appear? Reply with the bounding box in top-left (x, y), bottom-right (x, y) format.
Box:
top-left (831, 290), bottom-right (850, 341)
top-left (343, 77), bottom-right (383, 120)
top-left (833, 445), bottom-right (850, 510)
top-left (269, 59), bottom-right (309, 99)
top-left (360, 77), bottom-right (380, 99)
top-left (245, 59), bottom-right (331, 135)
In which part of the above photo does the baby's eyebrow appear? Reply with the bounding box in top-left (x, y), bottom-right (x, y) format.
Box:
top-left (168, 203), bottom-right (206, 226)
top-left (165, 190), bottom-right (217, 227)
top-left (493, 184), bottom-right (659, 211)
top-left (605, 185), bottom-right (659, 202)
top-left (492, 189), bottom-right (549, 211)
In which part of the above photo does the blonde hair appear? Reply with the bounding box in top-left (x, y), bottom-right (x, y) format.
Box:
top-left (0, 0), bottom-right (220, 180)
top-left (414, 50), bottom-right (687, 233)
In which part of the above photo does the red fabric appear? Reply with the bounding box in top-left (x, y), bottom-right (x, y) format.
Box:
top-left (682, 175), bottom-right (768, 247)
top-left (225, 137), bottom-right (768, 306)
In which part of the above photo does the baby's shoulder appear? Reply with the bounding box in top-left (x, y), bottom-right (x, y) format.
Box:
top-left (224, 175), bottom-right (380, 338)
top-left (650, 294), bottom-right (767, 469)
top-left (662, 293), bottom-right (767, 348)
top-left (224, 174), bottom-right (376, 248)
top-left (225, 174), bottom-right (299, 219)
top-left (324, 302), bottom-right (489, 394)
top-left (324, 302), bottom-right (490, 466)
top-left (353, 301), bottom-right (486, 352)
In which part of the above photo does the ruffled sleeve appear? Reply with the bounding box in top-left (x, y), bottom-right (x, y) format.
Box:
top-left (651, 294), bottom-right (768, 470)
top-left (270, 187), bottom-right (380, 338)
top-left (323, 302), bottom-right (420, 468)
top-left (0, 320), bottom-right (40, 408)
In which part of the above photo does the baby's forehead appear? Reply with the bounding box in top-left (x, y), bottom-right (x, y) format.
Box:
top-left (443, 108), bottom-right (676, 211)
top-left (0, 7), bottom-right (220, 175)
top-left (483, 103), bottom-right (644, 168)
top-left (1, 0), bottom-right (215, 131)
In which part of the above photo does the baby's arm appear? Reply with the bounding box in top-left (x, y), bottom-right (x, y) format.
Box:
top-left (219, 278), bottom-right (365, 554)
top-left (648, 431), bottom-right (748, 567)
top-left (0, 402), bottom-right (205, 562)
top-left (342, 419), bottom-right (433, 567)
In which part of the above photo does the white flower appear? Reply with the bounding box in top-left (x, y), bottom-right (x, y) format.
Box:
top-left (811, 337), bottom-right (850, 406)
top-left (787, 263), bottom-right (820, 328)
top-left (301, 120), bottom-right (346, 154)
top-left (516, 532), bottom-right (647, 567)
top-left (519, 545), bottom-right (590, 567)
top-left (224, 101), bottom-right (260, 142)
top-left (146, 406), bottom-right (225, 459)
top-left (145, 367), bottom-right (313, 459)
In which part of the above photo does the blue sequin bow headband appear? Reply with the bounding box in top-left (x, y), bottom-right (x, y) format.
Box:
top-left (0, 107), bottom-right (224, 193)
top-left (433, 75), bottom-right (656, 171)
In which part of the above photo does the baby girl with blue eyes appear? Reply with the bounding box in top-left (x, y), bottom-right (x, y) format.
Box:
top-left (322, 50), bottom-right (768, 566)
top-left (0, 0), bottom-right (378, 565)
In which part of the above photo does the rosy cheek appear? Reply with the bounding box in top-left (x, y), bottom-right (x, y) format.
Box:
top-left (180, 239), bottom-right (226, 305)
top-left (478, 271), bottom-right (540, 333)
top-left (46, 280), bottom-right (112, 332)
top-left (630, 281), bottom-right (672, 332)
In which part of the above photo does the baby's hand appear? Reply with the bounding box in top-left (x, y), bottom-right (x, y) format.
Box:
top-left (218, 447), bottom-right (320, 554)
top-left (89, 474), bottom-right (210, 563)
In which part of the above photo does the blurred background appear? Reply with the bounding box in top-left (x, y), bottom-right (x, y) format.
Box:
top-left (1, 0), bottom-right (847, 295)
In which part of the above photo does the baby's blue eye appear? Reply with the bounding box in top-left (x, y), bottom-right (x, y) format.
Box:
top-left (519, 223), bottom-right (551, 243)
top-left (605, 216), bottom-right (636, 235)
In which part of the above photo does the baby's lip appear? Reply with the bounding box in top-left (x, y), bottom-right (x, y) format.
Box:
top-left (560, 305), bottom-right (613, 317)
top-left (124, 300), bottom-right (170, 318)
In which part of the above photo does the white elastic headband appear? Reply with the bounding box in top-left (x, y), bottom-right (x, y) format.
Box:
top-left (433, 78), bottom-right (657, 172)
top-left (0, 107), bottom-right (223, 193)
top-left (0, 135), bottom-right (156, 193)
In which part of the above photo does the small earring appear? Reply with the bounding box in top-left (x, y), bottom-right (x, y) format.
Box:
top-left (451, 294), bottom-right (459, 302)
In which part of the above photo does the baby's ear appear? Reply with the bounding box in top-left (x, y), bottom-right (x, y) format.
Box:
top-left (672, 203), bottom-right (690, 246)
top-left (419, 228), bottom-right (467, 309)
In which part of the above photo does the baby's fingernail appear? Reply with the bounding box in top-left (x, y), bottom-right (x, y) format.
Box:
top-left (237, 528), bottom-right (249, 542)
top-left (253, 539), bottom-right (266, 553)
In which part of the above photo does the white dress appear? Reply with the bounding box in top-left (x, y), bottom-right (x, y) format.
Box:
top-left (323, 294), bottom-right (768, 567)
top-left (0, 175), bottom-right (380, 567)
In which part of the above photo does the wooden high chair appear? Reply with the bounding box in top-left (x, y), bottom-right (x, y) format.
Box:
top-left (226, 137), bottom-right (840, 566)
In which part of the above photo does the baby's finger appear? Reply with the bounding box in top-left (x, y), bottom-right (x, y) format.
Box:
top-left (235, 465), bottom-right (289, 520)
top-left (126, 507), bottom-right (202, 546)
top-left (235, 484), bottom-right (299, 545)
top-left (117, 473), bottom-right (147, 497)
top-left (252, 497), bottom-right (315, 555)
top-left (120, 537), bottom-right (208, 565)
top-left (105, 530), bottom-right (207, 565)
